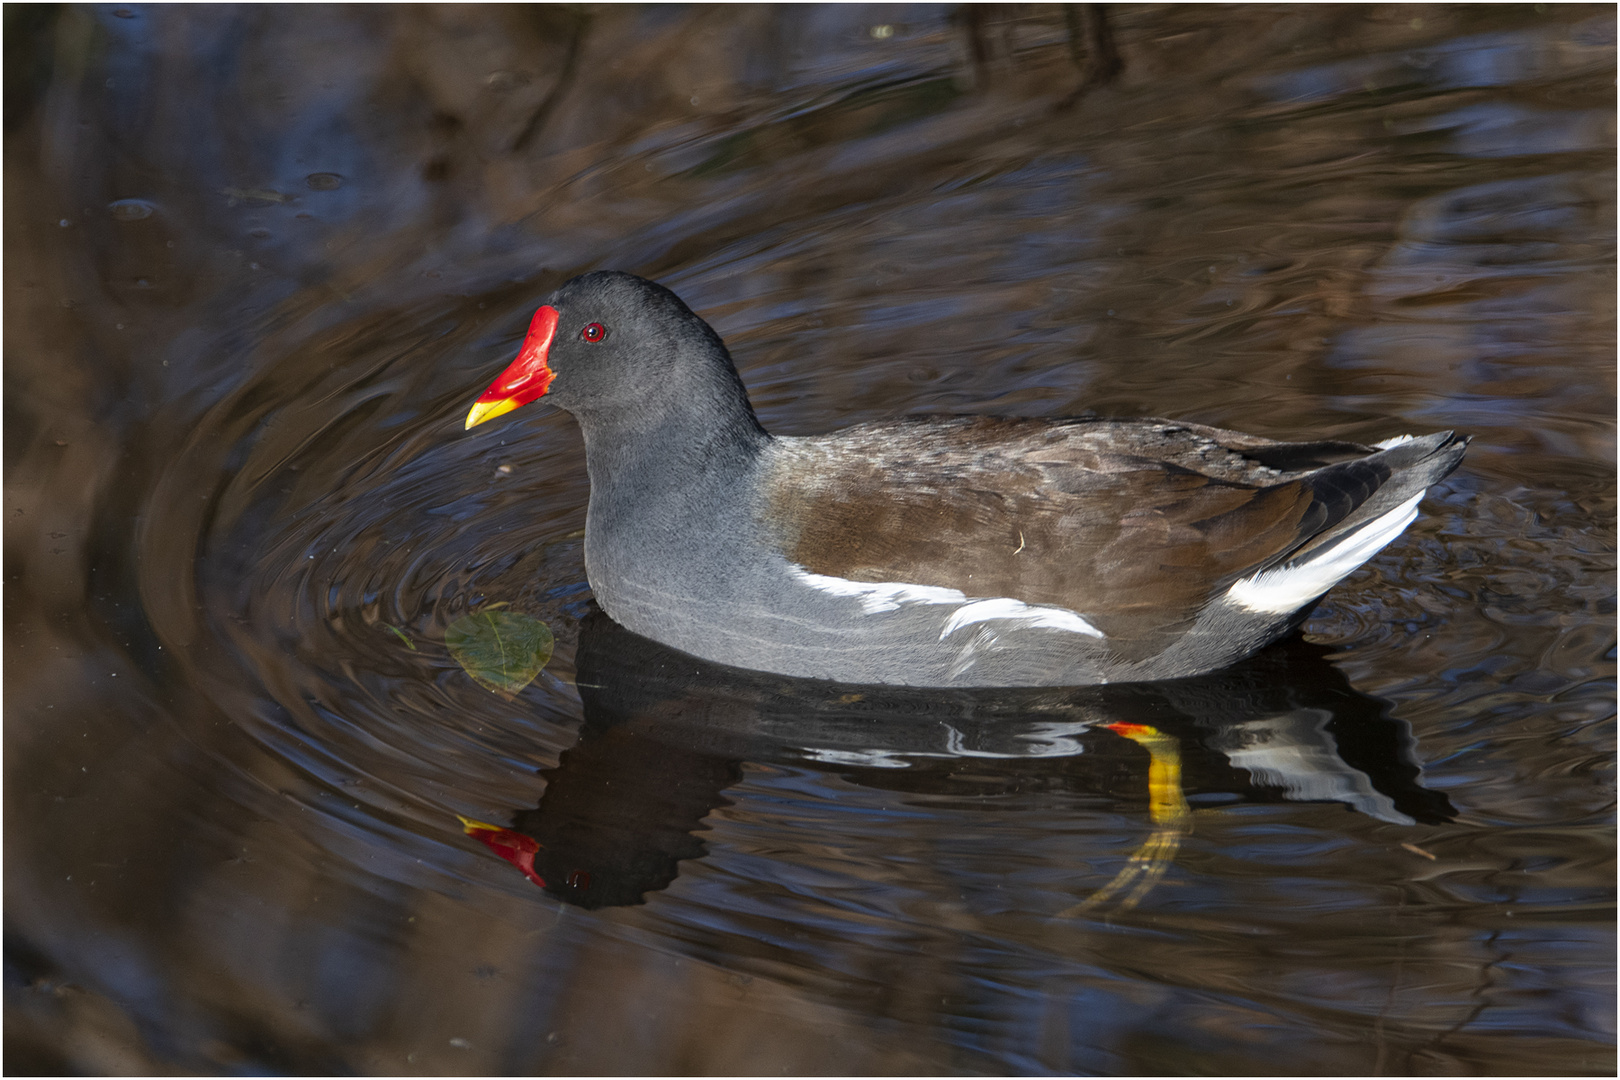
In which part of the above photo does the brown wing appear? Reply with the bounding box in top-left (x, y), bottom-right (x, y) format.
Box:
top-left (760, 416), bottom-right (1388, 659)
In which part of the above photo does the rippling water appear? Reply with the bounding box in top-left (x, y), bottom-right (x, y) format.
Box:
top-left (6, 4), bottom-right (1614, 1074)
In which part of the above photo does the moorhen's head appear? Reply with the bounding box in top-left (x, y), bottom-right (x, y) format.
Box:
top-left (465, 271), bottom-right (745, 428)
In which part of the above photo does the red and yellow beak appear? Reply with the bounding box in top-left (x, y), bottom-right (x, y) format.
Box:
top-left (465, 305), bottom-right (560, 429)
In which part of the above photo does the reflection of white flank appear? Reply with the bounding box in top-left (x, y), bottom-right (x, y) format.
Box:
top-left (801, 747), bottom-right (913, 769)
top-left (940, 597), bottom-right (1103, 639)
top-left (791, 568), bottom-right (964, 613)
top-left (943, 721), bottom-right (1092, 758)
top-left (1227, 491), bottom-right (1425, 615)
top-left (1373, 434), bottom-right (1417, 449)
top-left (800, 721), bottom-right (1093, 768)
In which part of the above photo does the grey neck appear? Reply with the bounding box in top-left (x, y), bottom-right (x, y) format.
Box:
top-left (571, 372), bottom-right (771, 528)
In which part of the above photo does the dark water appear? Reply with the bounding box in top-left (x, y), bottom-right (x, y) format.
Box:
top-left (5, 4), bottom-right (1614, 1074)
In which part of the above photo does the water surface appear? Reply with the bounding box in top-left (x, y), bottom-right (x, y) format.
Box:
top-left (5, 4), bottom-right (1614, 1074)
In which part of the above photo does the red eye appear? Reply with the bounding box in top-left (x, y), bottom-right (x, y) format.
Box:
top-left (581, 322), bottom-right (606, 343)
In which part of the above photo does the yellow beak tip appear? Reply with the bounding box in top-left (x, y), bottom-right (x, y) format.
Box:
top-left (464, 398), bottom-right (519, 430)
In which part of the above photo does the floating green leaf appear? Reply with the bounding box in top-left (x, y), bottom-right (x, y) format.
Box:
top-left (446, 610), bottom-right (554, 698)
top-left (383, 623), bottom-right (416, 650)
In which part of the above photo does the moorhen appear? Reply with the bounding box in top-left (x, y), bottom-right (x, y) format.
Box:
top-left (466, 272), bottom-right (1467, 687)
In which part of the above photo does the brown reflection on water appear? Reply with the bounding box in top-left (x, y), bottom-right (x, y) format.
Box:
top-left (5, 4), bottom-right (1614, 1075)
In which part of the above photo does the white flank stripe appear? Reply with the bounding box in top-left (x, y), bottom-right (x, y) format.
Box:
top-left (939, 597), bottom-right (1104, 639)
top-left (1372, 434), bottom-right (1418, 449)
top-left (791, 568), bottom-right (965, 613)
top-left (1227, 490), bottom-right (1426, 615)
top-left (792, 568), bottom-right (1104, 638)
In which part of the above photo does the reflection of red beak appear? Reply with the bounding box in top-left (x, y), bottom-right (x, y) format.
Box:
top-left (458, 815), bottom-right (546, 889)
top-left (465, 305), bottom-right (559, 429)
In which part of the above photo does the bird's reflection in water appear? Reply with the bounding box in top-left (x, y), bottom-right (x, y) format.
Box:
top-left (463, 608), bottom-right (1453, 911)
